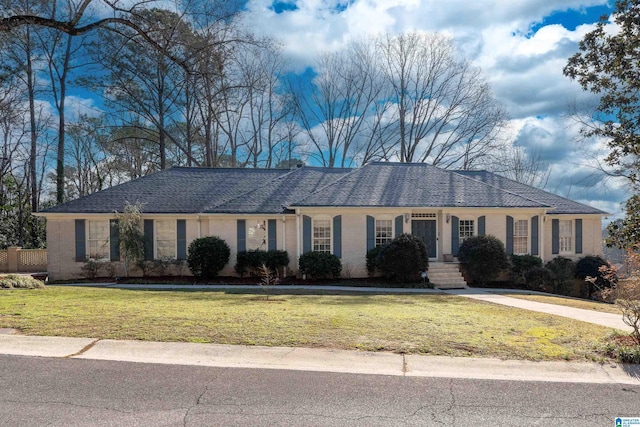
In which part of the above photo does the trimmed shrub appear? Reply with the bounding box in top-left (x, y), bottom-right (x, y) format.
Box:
top-left (457, 235), bottom-right (509, 285)
top-left (510, 254), bottom-right (543, 284)
top-left (524, 266), bottom-right (553, 290)
top-left (376, 233), bottom-right (428, 283)
top-left (0, 274), bottom-right (45, 289)
top-left (366, 246), bottom-right (383, 276)
top-left (235, 250), bottom-right (290, 277)
top-left (576, 255), bottom-right (614, 297)
top-left (545, 256), bottom-right (576, 295)
top-left (187, 236), bottom-right (230, 279)
top-left (298, 251), bottom-right (341, 280)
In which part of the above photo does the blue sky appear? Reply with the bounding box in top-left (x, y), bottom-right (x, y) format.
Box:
top-left (234, 0), bottom-right (626, 218)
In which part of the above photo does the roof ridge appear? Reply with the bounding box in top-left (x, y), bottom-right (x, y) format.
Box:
top-left (203, 167), bottom-right (300, 212)
top-left (457, 170), bottom-right (608, 214)
top-left (452, 170), bottom-right (553, 208)
top-left (286, 165), bottom-right (364, 206)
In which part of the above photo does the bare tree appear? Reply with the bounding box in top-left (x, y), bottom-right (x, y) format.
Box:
top-left (377, 32), bottom-right (506, 167)
top-left (289, 41), bottom-right (384, 167)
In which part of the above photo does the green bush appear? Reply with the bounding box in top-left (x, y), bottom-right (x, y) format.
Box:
top-left (457, 235), bottom-right (509, 285)
top-left (510, 254), bottom-right (543, 283)
top-left (298, 251), bottom-right (341, 280)
top-left (545, 256), bottom-right (576, 295)
top-left (187, 236), bottom-right (230, 279)
top-left (576, 255), bottom-right (614, 297)
top-left (0, 274), bottom-right (45, 289)
top-left (235, 250), bottom-right (290, 277)
top-left (524, 266), bottom-right (553, 290)
top-left (376, 233), bottom-right (428, 283)
top-left (366, 246), bottom-right (382, 276)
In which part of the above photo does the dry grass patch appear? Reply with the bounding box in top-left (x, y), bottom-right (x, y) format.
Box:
top-left (0, 286), bottom-right (617, 361)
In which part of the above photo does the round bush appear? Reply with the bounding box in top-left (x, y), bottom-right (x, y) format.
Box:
top-left (575, 255), bottom-right (613, 297)
top-left (457, 235), bottom-right (509, 285)
top-left (235, 250), bottom-right (290, 277)
top-left (510, 254), bottom-right (543, 281)
top-left (524, 266), bottom-right (553, 290)
top-left (298, 251), bottom-right (341, 280)
top-left (545, 256), bottom-right (576, 295)
top-left (187, 236), bottom-right (230, 279)
top-left (376, 233), bottom-right (428, 283)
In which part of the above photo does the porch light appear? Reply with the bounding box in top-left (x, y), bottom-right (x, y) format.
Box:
top-left (404, 213), bottom-right (410, 223)
top-left (446, 213), bottom-right (451, 223)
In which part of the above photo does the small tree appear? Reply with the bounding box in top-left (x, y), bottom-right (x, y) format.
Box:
top-left (257, 263), bottom-right (279, 301)
top-left (115, 201), bottom-right (146, 277)
top-left (576, 255), bottom-right (613, 298)
top-left (457, 235), bottom-right (509, 286)
top-left (187, 236), bottom-right (230, 279)
top-left (376, 234), bottom-right (428, 283)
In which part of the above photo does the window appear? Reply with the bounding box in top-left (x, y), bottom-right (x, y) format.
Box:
top-left (247, 220), bottom-right (267, 251)
top-left (156, 220), bottom-right (176, 259)
top-left (513, 219), bottom-right (529, 254)
top-left (375, 219), bottom-right (393, 246)
top-left (313, 219), bottom-right (331, 253)
top-left (559, 220), bottom-right (572, 253)
top-left (459, 220), bottom-right (474, 243)
top-left (88, 221), bottom-right (110, 260)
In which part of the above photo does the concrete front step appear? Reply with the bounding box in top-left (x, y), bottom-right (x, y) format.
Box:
top-left (428, 263), bottom-right (467, 289)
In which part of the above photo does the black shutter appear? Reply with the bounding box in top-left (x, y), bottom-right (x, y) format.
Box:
top-left (395, 215), bottom-right (403, 238)
top-left (303, 216), bottom-right (312, 253)
top-left (110, 219), bottom-right (120, 261)
top-left (478, 216), bottom-right (486, 236)
top-left (366, 215), bottom-right (375, 251)
top-left (268, 219), bottom-right (277, 251)
top-left (451, 216), bottom-right (460, 256)
top-left (144, 219), bottom-right (154, 260)
top-left (575, 219), bottom-right (583, 254)
top-left (506, 216), bottom-right (514, 255)
top-left (531, 216), bottom-right (539, 256)
top-left (237, 220), bottom-right (246, 252)
top-left (177, 220), bottom-right (186, 260)
top-left (333, 215), bottom-right (342, 258)
top-left (75, 219), bottom-right (86, 262)
top-left (552, 219), bottom-right (559, 255)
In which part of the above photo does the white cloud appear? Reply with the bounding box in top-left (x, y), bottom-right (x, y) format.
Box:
top-left (241, 0), bottom-right (628, 210)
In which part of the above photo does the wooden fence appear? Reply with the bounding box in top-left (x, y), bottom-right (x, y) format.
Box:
top-left (0, 247), bottom-right (47, 273)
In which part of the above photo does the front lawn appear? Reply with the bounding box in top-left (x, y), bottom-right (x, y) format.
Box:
top-left (0, 287), bottom-right (619, 361)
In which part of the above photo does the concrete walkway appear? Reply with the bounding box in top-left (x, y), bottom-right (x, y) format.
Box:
top-left (1, 334), bottom-right (639, 385)
top-left (444, 288), bottom-right (633, 332)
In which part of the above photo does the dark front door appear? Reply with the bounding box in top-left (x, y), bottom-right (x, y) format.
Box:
top-left (412, 220), bottom-right (437, 258)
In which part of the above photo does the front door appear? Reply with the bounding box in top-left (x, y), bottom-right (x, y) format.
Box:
top-left (412, 220), bottom-right (437, 258)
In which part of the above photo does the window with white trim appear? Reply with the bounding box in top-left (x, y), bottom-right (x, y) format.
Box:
top-left (459, 220), bottom-right (474, 244)
top-left (559, 220), bottom-right (573, 253)
top-left (375, 219), bottom-right (393, 246)
top-left (313, 219), bottom-right (331, 253)
top-left (514, 219), bottom-right (529, 254)
top-left (88, 220), bottom-right (110, 260)
top-left (156, 220), bottom-right (176, 259)
top-left (247, 220), bottom-right (267, 251)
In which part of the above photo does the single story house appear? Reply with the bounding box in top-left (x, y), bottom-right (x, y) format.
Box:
top-left (38, 162), bottom-right (607, 281)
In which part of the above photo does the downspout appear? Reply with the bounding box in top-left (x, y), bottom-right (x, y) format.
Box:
top-left (295, 209), bottom-right (301, 262)
top-left (540, 210), bottom-right (547, 262)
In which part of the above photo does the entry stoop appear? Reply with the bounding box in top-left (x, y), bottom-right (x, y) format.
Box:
top-left (427, 262), bottom-right (467, 289)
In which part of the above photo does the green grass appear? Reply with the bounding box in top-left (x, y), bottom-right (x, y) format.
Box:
top-left (0, 286), bottom-right (618, 361)
top-left (496, 292), bottom-right (622, 315)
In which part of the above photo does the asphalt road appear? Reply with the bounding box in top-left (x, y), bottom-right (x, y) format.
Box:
top-left (1, 355), bottom-right (639, 426)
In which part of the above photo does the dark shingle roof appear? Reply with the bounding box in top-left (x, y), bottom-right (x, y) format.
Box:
top-left (41, 163), bottom-right (606, 215)
top-left (42, 167), bottom-right (289, 214)
top-left (290, 162), bottom-right (552, 209)
top-left (454, 170), bottom-right (608, 215)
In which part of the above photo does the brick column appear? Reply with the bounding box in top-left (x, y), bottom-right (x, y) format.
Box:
top-left (7, 246), bottom-right (20, 273)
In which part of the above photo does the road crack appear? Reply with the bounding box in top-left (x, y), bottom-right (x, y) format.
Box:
top-left (64, 339), bottom-right (100, 358)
